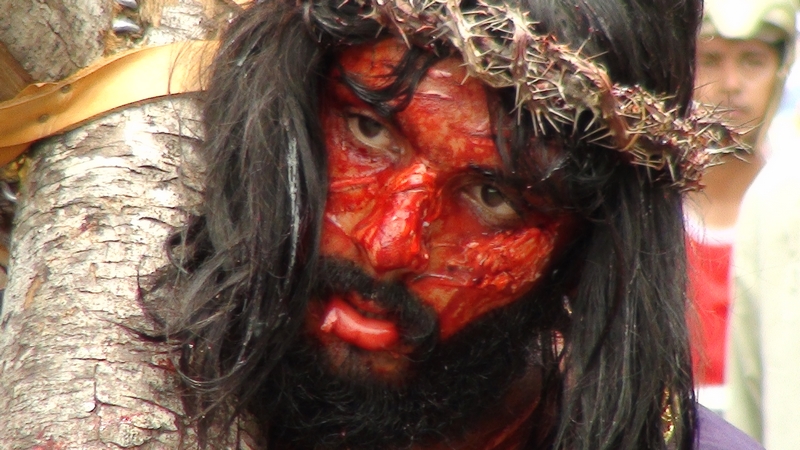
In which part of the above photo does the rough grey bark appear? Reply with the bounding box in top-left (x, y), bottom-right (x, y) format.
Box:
top-left (0, 0), bottom-right (110, 82)
top-left (0, 99), bottom-right (206, 449)
top-left (0, 0), bottom-right (244, 448)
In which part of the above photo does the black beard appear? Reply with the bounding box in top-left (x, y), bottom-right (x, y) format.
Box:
top-left (250, 259), bottom-right (564, 450)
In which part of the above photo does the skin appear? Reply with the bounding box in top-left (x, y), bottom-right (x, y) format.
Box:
top-left (694, 36), bottom-right (780, 143)
top-left (304, 37), bottom-right (573, 449)
top-left (310, 38), bottom-right (572, 370)
top-left (686, 36), bottom-right (780, 230)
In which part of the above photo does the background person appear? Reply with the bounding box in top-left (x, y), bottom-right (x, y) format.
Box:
top-left (685, 0), bottom-right (798, 416)
top-left (727, 134), bottom-right (800, 449)
top-left (725, 4), bottom-right (800, 448)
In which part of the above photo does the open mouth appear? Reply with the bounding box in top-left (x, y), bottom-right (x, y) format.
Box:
top-left (310, 259), bottom-right (439, 360)
top-left (320, 292), bottom-right (401, 351)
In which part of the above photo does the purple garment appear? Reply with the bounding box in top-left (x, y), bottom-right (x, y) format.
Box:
top-left (696, 405), bottom-right (763, 450)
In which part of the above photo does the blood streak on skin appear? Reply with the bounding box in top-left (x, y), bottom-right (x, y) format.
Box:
top-left (318, 38), bottom-right (572, 348)
top-left (352, 162), bottom-right (437, 273)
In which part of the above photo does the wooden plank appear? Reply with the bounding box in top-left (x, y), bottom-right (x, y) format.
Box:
top-left (0, 42), bottom-right (32, 101)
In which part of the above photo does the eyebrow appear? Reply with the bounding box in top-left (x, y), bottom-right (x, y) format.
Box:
top-left (740, 51), bottom-right (768, 60)
top-left (468, 164), bottom-right (528, 190)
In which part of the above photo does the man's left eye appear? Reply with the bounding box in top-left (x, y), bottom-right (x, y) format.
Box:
top-left (464, 184), bottom-right (520, 225)
top-left (347, 113), bottom-right (394, 151)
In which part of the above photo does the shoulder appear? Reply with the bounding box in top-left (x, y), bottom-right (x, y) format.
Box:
top-left (696, 405), bottom-right (764, 450)
top-left (745, 145), bottom-right (800, 204)
top-left (738, 147), bottom-right (800, 236)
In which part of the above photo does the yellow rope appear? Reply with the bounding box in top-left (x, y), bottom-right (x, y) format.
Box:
top-left (0, 40), bottom-right (218, 167)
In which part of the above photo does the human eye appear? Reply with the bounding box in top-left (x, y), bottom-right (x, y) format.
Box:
top-left (463, 182), bottom-right (521, 227)
top-left (346, 112), bottom-right (394, 152)
top-left (697, 53), bottom-right (720, 69)
top-left (740, 53), bottom-right (768, 70)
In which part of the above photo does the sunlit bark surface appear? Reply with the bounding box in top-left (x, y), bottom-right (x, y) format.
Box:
top-left (0, 0), bottom-right (247, 447)
top-left (0, 99), bottom-right (205, 448)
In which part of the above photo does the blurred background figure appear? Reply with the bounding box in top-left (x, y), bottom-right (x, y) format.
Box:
top-left (728, 121), bottom-right (800, 449)
top-left (686, 0), bottom-right (799, 417)
top-left (726, 8), bottom-right (800, 450)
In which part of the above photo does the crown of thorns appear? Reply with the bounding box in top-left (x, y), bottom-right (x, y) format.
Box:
top-left (306, 0), bottom-right (740, 190)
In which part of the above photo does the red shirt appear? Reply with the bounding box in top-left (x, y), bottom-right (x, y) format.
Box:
top-left (685, 226), bottom-right (734, 386)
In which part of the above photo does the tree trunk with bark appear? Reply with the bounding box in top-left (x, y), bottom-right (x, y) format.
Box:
top-left (0, 1), bottom-right (244, 447)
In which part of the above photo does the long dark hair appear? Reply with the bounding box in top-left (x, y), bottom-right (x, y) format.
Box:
top-left (162, 0), bottom-right (701, 448)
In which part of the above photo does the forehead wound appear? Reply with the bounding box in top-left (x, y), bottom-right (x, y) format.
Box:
top-left (337, 39), bottom-right (402, 81)
top-left (336, 39), bottom-right (492, 130)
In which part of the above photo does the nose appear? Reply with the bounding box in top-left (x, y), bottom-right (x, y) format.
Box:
top-left (720, 61), bottom-right (744, 94)
top-left (352, 162), bottom-right (437, 275)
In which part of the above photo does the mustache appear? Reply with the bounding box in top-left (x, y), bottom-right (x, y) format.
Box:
top-left (266, 259), bottom-right (563, 449)
top-left (313, 258), bottom-right (439, 353)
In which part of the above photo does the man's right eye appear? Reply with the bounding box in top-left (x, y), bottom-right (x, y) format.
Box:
top-left (463, 183), bottom-right (521, 228)
top-left (347, 113), bottom-right (394, 152)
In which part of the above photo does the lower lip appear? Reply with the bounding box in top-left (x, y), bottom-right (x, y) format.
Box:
top-left (320, 296), bottom-right (400, 351)
top-left (724, 109), bottom-right (748, 122)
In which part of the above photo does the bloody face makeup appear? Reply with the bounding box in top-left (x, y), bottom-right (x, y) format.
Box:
top-left (314, 38), bottom-right (572, 367)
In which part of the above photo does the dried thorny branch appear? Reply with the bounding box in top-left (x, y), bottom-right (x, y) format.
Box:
top-left (366, 0), bottom-right (740, 190)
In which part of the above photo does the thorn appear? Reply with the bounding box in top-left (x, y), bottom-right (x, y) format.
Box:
top-left (582, 112), bottom-right (599, 132)
top-left (1, 182), bottom-right (16, 204)
top-left (547, 107), bottom-right (572, 123)
top-left (543, 111), bottom-right (562, 130)
top-left (115, 0), bottom-right (138, 9)
top-left (584, 127), bottom-right (613, 144)
top-left (112, 17), bottom-right (141, 34)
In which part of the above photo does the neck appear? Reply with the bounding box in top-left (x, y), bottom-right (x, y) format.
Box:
top-left (685, 150), bottom-right (764, 230)
top-left (420, 364), bottom-right (548, 450)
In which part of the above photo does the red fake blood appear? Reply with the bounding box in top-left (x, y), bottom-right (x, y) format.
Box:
top-left (353, 163), bottom-right (435, 273)
top-left (319, 40), bottom-right (576, 340)
top-left (320, 296), bottom-right (399, 351)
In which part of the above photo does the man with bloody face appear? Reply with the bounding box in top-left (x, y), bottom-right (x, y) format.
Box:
top-left (163, 0), bottom-right (751, 449)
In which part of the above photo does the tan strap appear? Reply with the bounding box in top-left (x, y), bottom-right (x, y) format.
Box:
top-left (0, 40), bottom-right (218, 167)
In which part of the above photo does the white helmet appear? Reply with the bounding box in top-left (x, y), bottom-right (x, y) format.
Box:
top-left (702, 0), bottom-right (798, 49)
